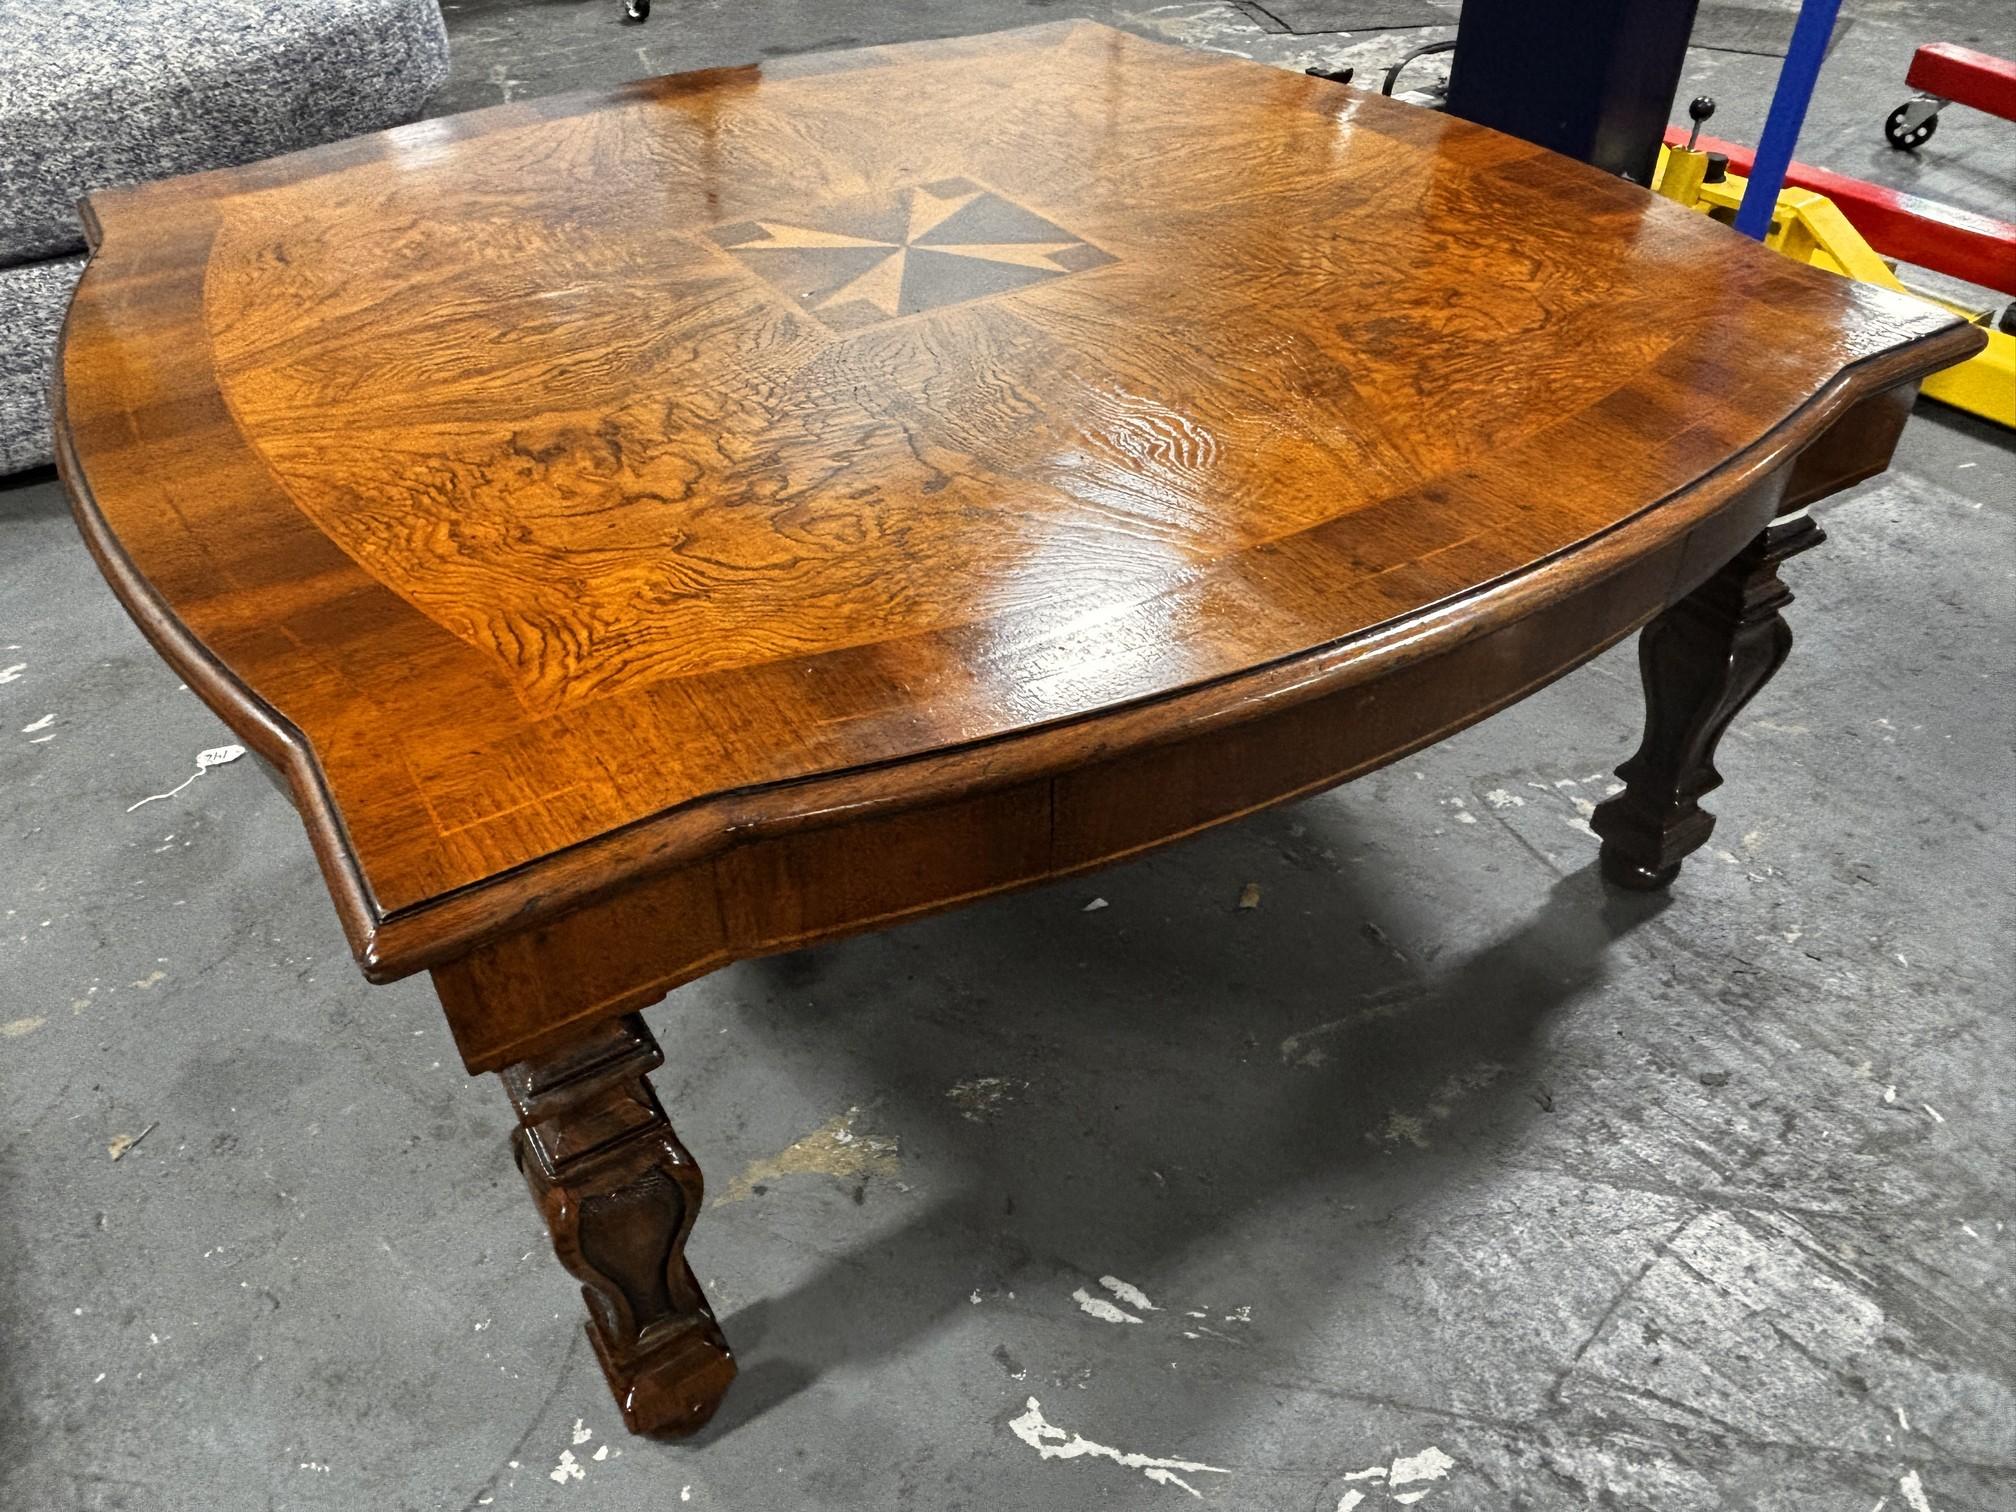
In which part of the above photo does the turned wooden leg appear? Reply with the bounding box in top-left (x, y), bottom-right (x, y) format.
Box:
top-left (1591, 514), bottom-right (1825, 889)
top-left (501, 1013), bottom-right (736, 1435)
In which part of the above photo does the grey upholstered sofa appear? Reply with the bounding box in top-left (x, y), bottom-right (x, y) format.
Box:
top-left (0, 0), bottom-right (451, 474)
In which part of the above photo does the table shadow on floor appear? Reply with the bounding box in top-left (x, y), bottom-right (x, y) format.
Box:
top-left (676, 848), bottom-right (1669, 1444)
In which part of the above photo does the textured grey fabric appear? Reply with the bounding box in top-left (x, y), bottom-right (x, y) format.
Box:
top-left (1, 0), bottom-right (450, 264)
top-left (0, 0), bottom-right (447, 472)
top-left (0, 255), bottom-right (83, 474)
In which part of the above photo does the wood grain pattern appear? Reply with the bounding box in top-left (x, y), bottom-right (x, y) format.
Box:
top-left (56, 21), bottom-right (1979, 986)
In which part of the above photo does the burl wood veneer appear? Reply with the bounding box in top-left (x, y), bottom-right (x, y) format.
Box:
top-left (54, 22), bottom-right (1981, 1434)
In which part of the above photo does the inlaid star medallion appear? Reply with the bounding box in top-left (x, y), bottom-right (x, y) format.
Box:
top-left (707, 177), bottom-right (1115, 329)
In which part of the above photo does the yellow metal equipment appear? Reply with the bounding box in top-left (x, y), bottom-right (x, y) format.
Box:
top-left (1655, 143), bottom-right (2014, 427)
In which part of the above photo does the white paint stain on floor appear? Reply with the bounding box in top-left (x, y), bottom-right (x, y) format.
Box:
top-left (1899, 1468), bottom-right (1934, 1511)
top-left (1100, 1276), bottom-right (1158, 1312)
top-left (1072, 1287), bottom-right (1141, 1325)
top-left (1331, 1445), bottom-right (1456, 1508)
top-left (1392, 1447), bottom-right (1455, 1487)
top-left (1008, 1397), bottom-right (1229, 1498)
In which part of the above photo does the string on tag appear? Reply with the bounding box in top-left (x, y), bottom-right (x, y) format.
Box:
top-left (127, 744), bottom-right (247, 812)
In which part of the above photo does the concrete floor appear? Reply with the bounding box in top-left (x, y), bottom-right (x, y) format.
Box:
top-left (2, 2), bottom-right (2012, 1510)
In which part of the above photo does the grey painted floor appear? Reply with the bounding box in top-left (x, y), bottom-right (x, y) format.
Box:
top-left (3, 2), bottom-right (2012, 1510)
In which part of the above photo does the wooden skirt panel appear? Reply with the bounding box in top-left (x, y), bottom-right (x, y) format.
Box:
top-left (430, 461), bottom-right (1790, 1072)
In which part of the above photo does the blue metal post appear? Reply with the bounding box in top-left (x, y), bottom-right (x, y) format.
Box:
top-left (1733, 0), bottom-right (1845, 239)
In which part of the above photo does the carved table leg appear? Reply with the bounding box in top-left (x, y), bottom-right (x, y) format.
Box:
top-left (1591, 514), bottom-right (1826, 890)
top-left (501, 1013), bottom-right (736, 1435)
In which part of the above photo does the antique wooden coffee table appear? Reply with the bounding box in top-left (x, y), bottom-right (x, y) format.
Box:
top-left (55, 22), bottom-right (1979, 1435)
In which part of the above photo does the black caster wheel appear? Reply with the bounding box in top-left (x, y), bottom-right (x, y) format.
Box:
top-left (624, 0), bottom-right (650, 20)
top-left (1997, 302), bottom-right (2016, 337)
top-left (1883, 101), bottom-right (1937, 150)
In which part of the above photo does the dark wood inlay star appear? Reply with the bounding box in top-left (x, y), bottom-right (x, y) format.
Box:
top-left (709, 177), bottom-right (1115, 327)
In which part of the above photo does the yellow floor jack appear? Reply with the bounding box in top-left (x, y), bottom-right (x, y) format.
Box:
top-left (1655, 100), bottom-right (2014, 428)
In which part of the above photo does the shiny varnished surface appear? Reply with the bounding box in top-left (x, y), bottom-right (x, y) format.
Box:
top-left (56, 22), bottom-right (1977, 975)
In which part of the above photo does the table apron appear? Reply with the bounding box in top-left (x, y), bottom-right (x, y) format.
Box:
top-left (429, 450), bottom-right (1824, 1073)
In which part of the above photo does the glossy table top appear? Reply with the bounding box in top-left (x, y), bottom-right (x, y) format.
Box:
top-left (55, 22), bottom-right (1971, 972)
